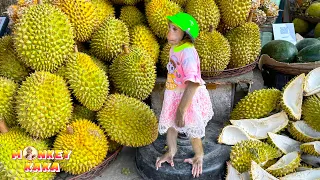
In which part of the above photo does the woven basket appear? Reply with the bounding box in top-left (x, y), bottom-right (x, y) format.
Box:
top-left (54, 146), bottom-right (123, 180)
top-left (264, 16), bottom-right (278, 25)
top-left (201, 58), bottom-right (258, 80)
top-left (258, 54), bottom-right (320, 75)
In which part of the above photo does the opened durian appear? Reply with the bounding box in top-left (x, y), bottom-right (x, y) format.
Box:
top-left (281, 73), bottom-right (305, 120)
top-left (266, 151), bottom-right (301, 177)
top-left (230, 111), bottom-right (289, 139)
top-left (97, 94), bottom-right (158, 147)
top-left (296, 163), bottom-right (313, 172)
top-left (230, 88), bottom-right (281, 120)
top-left (120, 6), bottom-right (146, 29)
top-left (0, 77), bottom-right (18, 128)
top-left (219, 0), bottom-right (251, 29)
top-left (13, 3), bottom-right (74, 72)
top-left (250, 161), bottom-right (278, 180)
top-left (279, 169), bottom-right (320, 180)
top-left (225, 161), bottom-right (249, 180)
top-left (304, 67), bottom-right (320, 96)
top-left (218, 125), bottom-right (253, 145)
top-left (145, 0), bottom-right (182, 39)
top-left (288, 121), bottom-right (320, 143)
top-left (302, 95), bottom-right (320, 131)
top-left (90, 17), bottom-right (130, 62)
top-left (301, 154), bottom-right (320, 168)
top-left (300, 141), bottom-right (320, 156)
top-left (230, 140), bottom-right (282, 173)
top-left (267, 132), bottom-right (301, 154)
top-left (185, 0), bottom-right (220, 32)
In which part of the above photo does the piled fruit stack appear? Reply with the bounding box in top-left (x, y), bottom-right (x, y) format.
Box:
top-left (219, 67), bottom-right (320, 179)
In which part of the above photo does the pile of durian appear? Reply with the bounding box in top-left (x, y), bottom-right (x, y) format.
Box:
top-left (219, 67), bottom-right (320, 180)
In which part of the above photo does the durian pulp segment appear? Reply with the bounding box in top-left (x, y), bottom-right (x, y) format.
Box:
top-left (283, 73), bottom-right (305, 120)
top-left (301, 141), bottom-right (320, 155)
top-left (218, 125), bottom-right (252, 145)
top-left (304, 67), bottom-right (320, 96)
top-left (230, 111), bottom-right (289, 139)
top-left (267, 132), bottom-right (301, 154)
top-left (279, 170), bottom-right (320, 180)
top-left (225, 161), bottom-right (246, 180)
top-left (251, 161), bottom-right (279, 180)
top-left (292, 121), bottom-right (320, 141)
top-left (266, 151), bottom-right (301, 176)
top-left (301, 154), bottom-right (320, 168)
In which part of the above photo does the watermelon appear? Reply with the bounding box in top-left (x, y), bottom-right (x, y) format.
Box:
top-left (296, 44), bottom-right (320, 63)
top-left (296, 38), bottom-right (320, 51)
top-left (261, 40), bottom-right (298, 63)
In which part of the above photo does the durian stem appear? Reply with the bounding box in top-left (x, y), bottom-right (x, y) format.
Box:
top-left (74, 45), bottom-right (78, 53)
top-left (66, 125), bottom-right (74, 134)
top-left (123, 45), bottom-right (130, 54)
top-left (247, 10), bottom-right (253, 23)
top-left (0, 120), bottom-right (8, 133)
top-left (38, 0), bottom-right (43, 5)
top-left (209, 25), bottom-right (213, 33)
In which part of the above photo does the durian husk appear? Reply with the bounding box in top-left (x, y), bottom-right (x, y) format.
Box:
top-left (266, 151), bottom-right (301, 177)
top-left (302, 95), bottom-right (320, 131)
top-left (288, 121), bottom-right (320, 143)
top-left (300, 141), bottom-right (320, 156)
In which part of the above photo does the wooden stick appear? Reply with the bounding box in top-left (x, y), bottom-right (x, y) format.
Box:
top-left (0, 120), bottom-right (9, 133)
top-left (66, 125), bottom-right (74, 134)
top-left (247, 10), bottom-right (253, 23)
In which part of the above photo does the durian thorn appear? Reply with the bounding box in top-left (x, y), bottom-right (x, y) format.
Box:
top-left (37, 0), bottom-right (43, 5)
top-left (247, 10), bottom-right (253, 23)
top-left (66, 125), bottom-right (74, 134)
top-left (0, 120), bottom-right (9, 133)
top-left (74, 45), bottom-right (78, 53)
top-left (123, 45), bottom-right (130, 54)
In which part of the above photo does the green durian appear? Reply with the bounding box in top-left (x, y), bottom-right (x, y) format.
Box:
top-left (302, 95), bottom-right (320, 131)
top-left (288, 121), bottom-right (320, 143)
top-left (219, 0), bottom-right (251, 29)
top-left (0, 77), bottom-right (18, 127)
top-left (300, 141), bottom-right (320, 156)
top-left (230, 88), bottom-right (281, 120)
top-left (97, 94), bottom-right (158, 147)
top-left (266, 151), bottom-right (301, 177)
top-left (71, 104), bottom-right (96, 122)
top-left (92, 0), bottom-right (115, 27)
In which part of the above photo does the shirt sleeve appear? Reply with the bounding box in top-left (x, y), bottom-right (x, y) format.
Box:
top-left (181, 49), bottom-right (202, 85)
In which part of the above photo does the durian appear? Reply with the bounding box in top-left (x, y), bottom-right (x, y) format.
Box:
top-left (107, 138), bottom-right (122, 153)
top-left (288, 121), bottom-right (320, 142)
top-left (0, 122), bottom-right (56, 179)
top-left (145, 0), bottom-right (182, 39)
top-left (225, 22), bottom-right (261, 68)
top-left (109, 46), bottom-right (156, 100)
top-left (159, 43), bottom-right (171, 70)
top-left (119, 6), bottom-right (146, 29)
top-left (300, 141), bottom-right (320, 156)
top-left (281, 73), bottom-right (305, 120)
top-left (280, 169), bottom-right (320, 180)
top-left (97, 94), bottom-right (158, 147)
top-left (230, 88), bottom-right (281, 120)
top-left (92, 0), bottom-right (115, 27)
top-left (219, 0), bottom-right (251, 28)
top-left (130, 25), bottom-right (160, 64)
top-left (90, 17), bottom-right (130, 62)
top-left (185, 0), bottom-right (220, 32)
top-left (225, 161), bottom-right (249, 180)
top-left (0, 77), bottom-right (18, 127)
top-left (16, 71), bottom-right (73, 139)
top-left (267, 132), bottom-right (301, 154)
top-left (266, 151), bottom-right (301, 177)
top-left (71, 104), bottom-right (96, 122)
top-left (194, 30), bottom-right (231, 76)
top-left (302, 95), bottom-right (320, 131)
top-left (218, 125), bottom-right (252, 145)
top-left (0, 36), bottom-right (30, 82)
top-left (230, 140), bottom-right (282, 173)
top-left (301, 154), bottom-right (320, 168)
top-left (65, 52), bottom-right (109, 111)
top-left (92, 56), bottom-right (108, 74)
top-left (230, 111), bottom-right (289, 139)
top-left (13, 3), bottom-right (74, 72)
top-left (53, 119), bottom-right (108, 175)
top-left (52, 0), bottom-right (97, 42)
top-left (250, 161), bottom-right (278, 180)
top-left (304, 67), bottom-right (320, 96)
top-left (110, 0), bottom-right (142, 5)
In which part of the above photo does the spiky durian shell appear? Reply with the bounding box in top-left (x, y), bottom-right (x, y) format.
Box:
top-left (0, 78), bottom-right (18, 127)
top-left (171, 0), bottom-right (187, 7)
top-left (302, 95), bottom-right (320, 131)
top-left (287, 122), bottom-right (320, 143)
top-left (230, 140), bottom-right (282, 173)
top-left (0, 128), bottom-right (55, 179)
top-left (71, 104), bottom-right (96, 122)
top-left (266, 152), bottom-right (301, 177)
top-left (225, 22), bottom-right (261, 68)
top-left (107, 138), bottom-right (122, 153)
top-left (300, 142), bottom-right (320, 156)
top-left (13, 4), bottom-right (74, 72)
top-left (194, 30), bottom-right (231, 76)
top-left (217, 19), bottom-right (233, 35)
top-left (145, 0), bottom-right (182, 39)
top-left (185, 0), bottom-right (220, 32)
top-left (16, 71), bottom-right (73, 139)
top-left (53, 119), bottom-right (108, 175)
top-left (262, 158), bottom-right (278, 169)
top-left (90, 17), bottom-right (130, 62)
top-left (0, 36), bottom-right (30, 82)
top-left (110, 0), bottom-right (142, 5)
top-left (97, 94), bottom-right (158, 147)
top-left (230, 88), bottom-right (281, 120)
top-left (109, 47), bottom-right (156, 100)
top-left (92, 0), bottom-right (115, 27)
top-left (119, 6), bottom-right (146, 29)
top-left (219, 0), bottom-right (251, 29)
top-left (91, 56), bottom-right (108, 74)
top-left (159, 43), bottom-right (171, 70)
top-left (130, 25), bottom-right (160, 64)
top-left (52, 0), bottom-right (97, 42)
top-left (65, 52), bottom-right (109, 111)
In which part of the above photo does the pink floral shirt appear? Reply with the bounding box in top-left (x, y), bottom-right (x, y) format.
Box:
top-left (166, 42), bottom-right (205, 90)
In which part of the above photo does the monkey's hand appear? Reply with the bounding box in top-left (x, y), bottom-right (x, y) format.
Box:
top-left (184, 156), bottom-right (203, 178)
top-left (155, 152), bottom-right (175, 170)
top-left (175, 108), bottom-right (185, 127)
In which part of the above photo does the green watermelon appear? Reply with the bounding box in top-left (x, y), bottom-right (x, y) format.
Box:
top-left (296, 44), bottom-right (320, 63)
top-left (261, 40), bottom-right (298, 63)
top-left (296, 38), bottom-right (320, 51)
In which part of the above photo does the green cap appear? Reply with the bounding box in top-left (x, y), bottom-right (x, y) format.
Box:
top-left (167, 12), bottom-right (199, 40)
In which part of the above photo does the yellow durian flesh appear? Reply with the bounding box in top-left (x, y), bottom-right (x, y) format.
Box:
top-left (304, 67), bottom-right (320, 96)
top-left (300, 141), bottom-right (320, 156)
top-left (266, 151), bottom-right (301, 177)
top-left (218, 125), bottom-right (252, 145)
